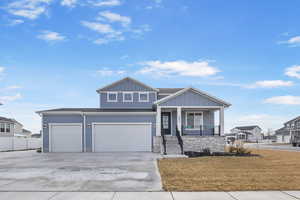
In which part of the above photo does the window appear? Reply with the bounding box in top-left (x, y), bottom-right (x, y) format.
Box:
top-left (139, 92), bottom-right (149, 102)
top-left (107, 92), bottom-right (118, 102)
top-left (186, 112), bottom-right (203, 130)
top-left (5, 124), bottom-right (10, 133)
top-left (123, 92), bottom-right (133, 102)
top-left (0, 123), bottom-right (4, 133)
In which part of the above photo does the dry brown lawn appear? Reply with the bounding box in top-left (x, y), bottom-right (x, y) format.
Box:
top-left (158, 149), bottom-right (300, 191)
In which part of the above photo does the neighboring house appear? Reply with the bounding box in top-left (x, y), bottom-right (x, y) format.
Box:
top-left (37, 77), bottom-right (231, 153)
top-left (275, 127), bottom-right (290, 143)
top-left (21, 129), bottom-right (32, 137)
top-left (275, 116), bottom-right (300, 144)
top-left (31, 133), bottom-right (41, 138)
top-left (0, 116), bottom-right (23, 137)
top-left (230, 125), bottom-right (263, 142)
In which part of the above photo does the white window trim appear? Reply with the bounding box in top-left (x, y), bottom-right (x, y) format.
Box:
top-left (123, 92), bottom-right (133, 102)
top-left (107, 92), bottom-right (118, 102)
top-left (185, 111), bottom-right (203, 130)
top-left (139, 92), bottom-right (149, 102)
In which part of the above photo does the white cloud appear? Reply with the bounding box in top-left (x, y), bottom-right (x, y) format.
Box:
top-left (0, 93), bottom-right (22, 103)
top-left (137, 60), bottom-right (220, 77)
top-left (0, 67), bottom-right (5, 79)
top-left (0, 67), bottom-right (5, 74)
top-left (81, 21), bottom-right (118, 34)
top-left (9, 19), bottom-right (24, 26)
top-left (96, 68), bottom-right (126, 76)
top-left (61, 0), bottom-right (77, 7)
top-left (88, 0), bottom-right (121, 7)
top-left (264, 96), bottom-right (300, 105)
top-left (246, 80), bottom-right (294, 88)
top-left (37, 31), bottom-right (66, 42)
top-left (4, 85), bottom-right (23, 90)
top-left (7, 0), bottom-right (52, 20)
top-left (285, 65), bottom-right (300, 79)
top-left (98, 11), bottom-right (131, 27)
top-left (279, 36), bottom-right (300, 47)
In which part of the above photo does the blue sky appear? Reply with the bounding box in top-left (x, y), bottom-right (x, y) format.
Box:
top-left (1, 0), bottom-right (300, 133)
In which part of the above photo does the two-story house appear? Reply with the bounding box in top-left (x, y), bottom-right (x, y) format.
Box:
top-left (37, 77), bottom-right (231, 154)
top-left (275, 116), bottom-right (300, 144)
top-left (230, 125), bottom-right (263, 142)
top-left (0, 116), bottom-right (23, 137)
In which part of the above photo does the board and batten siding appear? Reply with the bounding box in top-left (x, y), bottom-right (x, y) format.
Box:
top-left (42, 114), bottom-right (84, 152)
top-left (102, 79), bottom-right (155, 91)
top-left (159, 90), bottom-right (223, 107)
top-left (100, 92), bottom-right (156, 109)
top-left (85, 114), bottom-right (156, 152)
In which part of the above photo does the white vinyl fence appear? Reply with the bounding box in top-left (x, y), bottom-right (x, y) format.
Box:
top-left (0, 137), bottom-right (41, 151)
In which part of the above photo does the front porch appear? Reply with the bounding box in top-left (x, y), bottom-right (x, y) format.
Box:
top-left (156, 106), bottom-right (224, 137)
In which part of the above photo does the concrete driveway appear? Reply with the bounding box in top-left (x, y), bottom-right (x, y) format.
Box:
top-left (0, 150), bottom-right (162, 192)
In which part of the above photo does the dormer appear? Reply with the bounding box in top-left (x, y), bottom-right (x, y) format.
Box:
top-left (96, 77), bottom-right (158, 109)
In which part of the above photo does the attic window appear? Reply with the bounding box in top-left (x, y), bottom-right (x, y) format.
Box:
top-left (139, 92), bottom-right (149, 102)
top-left (123, 92), bottom-right (133, 102)
top-left (107, 92), bottom-right (118, 102)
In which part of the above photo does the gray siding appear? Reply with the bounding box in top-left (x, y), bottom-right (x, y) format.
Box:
top-left (160, 90), bottom-right (223, 107)
top-left (42, 114), bottom-right (84, 153)
top-left (100, 92), bottom-right (156, 109)
top-left (85, 114), bottom-right (156, 152)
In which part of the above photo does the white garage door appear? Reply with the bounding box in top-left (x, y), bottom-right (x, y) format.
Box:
top-left (93, 123), bottom-right (152, 152)
top-left (49, 123), bottom-right (82, 152)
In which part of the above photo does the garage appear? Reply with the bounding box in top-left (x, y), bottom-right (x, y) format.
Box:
top-left (49, 123), bottom-right (82, 152)
top-left (92, 123), bottom-right (152, 152)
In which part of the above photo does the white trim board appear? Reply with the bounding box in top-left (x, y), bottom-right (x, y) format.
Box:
top-left (185, 111), bottom-right (204, 131)
top-left (107, 92), bottom-right (118, 102)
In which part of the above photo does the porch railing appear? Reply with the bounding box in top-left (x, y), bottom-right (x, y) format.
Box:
top-left (181, 125), bottom-right (221, 136)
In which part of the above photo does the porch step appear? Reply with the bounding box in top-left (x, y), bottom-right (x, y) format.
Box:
top-left (164, 136), bottom-right (182, 155)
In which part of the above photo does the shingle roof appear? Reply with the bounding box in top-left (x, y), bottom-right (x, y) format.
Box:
top-left (0, 116), bottom-right (22, 125)
top-left (284, 116), bottom-right (300, 125)
top-left (36, 108), bottom-right (155, 113)
top-left (234, 125), bottom-right (261, 131)
top-left (275, 127), bottom-right (290, 136)
top-left (157, 88), bottom-right (184, 94)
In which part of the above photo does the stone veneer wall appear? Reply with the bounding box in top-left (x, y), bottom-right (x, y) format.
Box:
top-left (152, 136), bottom-right (226, 154)
top-left (153, 136), bottom-right (162, 153)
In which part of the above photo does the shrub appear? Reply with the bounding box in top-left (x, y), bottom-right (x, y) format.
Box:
top-left (202, 148), bottom-right (211, 155)
top-left (36, 148), bottom-right (42, 153)
top-left (227, 145), bottom-right (251, 156)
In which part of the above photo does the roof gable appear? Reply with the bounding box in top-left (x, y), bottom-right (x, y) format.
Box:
top-left (154, 87), bottom-right (231, 107)
top-left (97, 77), bottom-right (158, 92)
top-left (284, 116), bottom-right (300, 125)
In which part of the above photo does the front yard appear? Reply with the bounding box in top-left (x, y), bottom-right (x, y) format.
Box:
top-left (158, 149), bottom-right (300, 191)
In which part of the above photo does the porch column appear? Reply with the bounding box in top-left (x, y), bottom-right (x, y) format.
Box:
top-left (177, 107), bottom-right (182, 135)
top-left (156, 106), bottom-right (161, 136)
top-left (219, 106), bottom-right (224, 135)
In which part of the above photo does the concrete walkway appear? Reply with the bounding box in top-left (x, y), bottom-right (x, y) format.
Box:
top-left (1, 191), bottom-right (300, 200)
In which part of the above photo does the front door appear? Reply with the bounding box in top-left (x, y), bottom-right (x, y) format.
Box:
top-left (161, 112), bottom-right (171, 135)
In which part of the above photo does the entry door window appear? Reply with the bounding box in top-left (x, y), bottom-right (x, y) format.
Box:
top-left (161, 112), bottom-right (171, 135)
